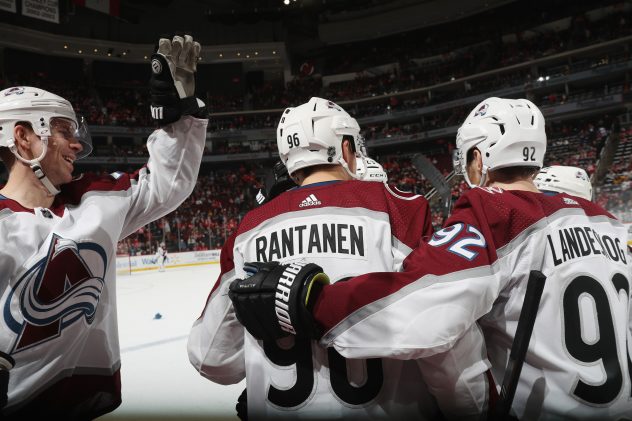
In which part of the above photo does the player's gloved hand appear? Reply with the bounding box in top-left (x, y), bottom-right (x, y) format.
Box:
top-left (0, 351), bottom-right (15, 409)
top-left (228, 261), bottom-right (330, 341)
top-left (236, 387), bottom-right (247, 421)
top-left (256, 161), bottom-right (297, 206)
top-left (149, 34), bottom-right (208, 126)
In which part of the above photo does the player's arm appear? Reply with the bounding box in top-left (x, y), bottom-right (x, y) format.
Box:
top-left (384, 192), bottom-right (491, 418)
top-left (418, 324), bottom-right (492, 420)
top-left (119, 35), bottom-right (208, 239)
top-left (229, 215), bottom-right (503, 360)
top-left (315, 225), bottom-right (501, 359)
top-left (187, 234), bottom-right (246, 385)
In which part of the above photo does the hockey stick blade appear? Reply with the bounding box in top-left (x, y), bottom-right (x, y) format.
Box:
top-left (491, 270), bottom-right (547, 420)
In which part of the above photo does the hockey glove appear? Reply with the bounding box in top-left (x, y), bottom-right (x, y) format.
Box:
top-left (236, 387), bottom-right (247, 421)
top-left (256, 161), bottom-right (297, 206)
top-left (228, 261), bottom-right (330, 341)
top-left (0, 351), bottom-right (15, 409)
top-left (149, 34), bottom-right (208, 126)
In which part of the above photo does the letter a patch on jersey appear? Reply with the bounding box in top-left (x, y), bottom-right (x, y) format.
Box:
top-left (2, 235), bottom-right (107, 353)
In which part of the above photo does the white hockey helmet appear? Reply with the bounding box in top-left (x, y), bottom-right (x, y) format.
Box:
top-left (356, 157), bottom-right (388, 182)
top-left (0, 86), bottom-right (93, 162)
top-left (276, 97), bottom-right (367, 179)
top-left (534, 165), bottom-right (592, 201)
top-left (455, 97), bottom-right (546, 187)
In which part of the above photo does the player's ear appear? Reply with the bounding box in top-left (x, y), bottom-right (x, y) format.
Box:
top-left (473, 149), bottom-right (483, 172)
top-left (13, 123), bottom-right (34, 151)
top-left (468, 148), bottom-right (483, 172)
top-left (341, 139), bottom-right (356, 173)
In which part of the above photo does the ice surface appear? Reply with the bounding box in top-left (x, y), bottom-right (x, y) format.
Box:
top-left (100, 264), bottom-right (245, 420)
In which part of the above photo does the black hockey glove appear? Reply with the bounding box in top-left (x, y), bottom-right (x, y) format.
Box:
top-left (228, 261), bottom-right (330, 341)
top-left (0, 351), bottom-right (15, 409)
top-left (267, 161), bottom-right (297, 201)
top-left (236, 387), bottom-right (247, 421)
top-left (149, 34), bottom-right (208, 126)
top-left (255, 161), bottom-right (297, 207)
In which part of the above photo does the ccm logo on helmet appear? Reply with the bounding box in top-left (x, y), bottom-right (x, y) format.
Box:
top-left (274, 262), bottom-right (307, 334)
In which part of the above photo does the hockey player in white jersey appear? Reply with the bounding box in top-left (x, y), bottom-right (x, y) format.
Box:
top-left (534, 165), bottom-right (593, 201)
top-left (188, 97), bottom-right (490, 420)
top-left (155, 242), bottom-right (168, 271)
top-left (230, 97), bottom-right (632, 419)
top-left (0, 35), bottom-right (207, 418)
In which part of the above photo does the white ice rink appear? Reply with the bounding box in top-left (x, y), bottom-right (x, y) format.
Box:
top-left (99, 264), bottom-right (245, 421)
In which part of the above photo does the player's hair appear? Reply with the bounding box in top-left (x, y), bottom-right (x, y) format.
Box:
top-left (0, 146), bottom-right (13, 168)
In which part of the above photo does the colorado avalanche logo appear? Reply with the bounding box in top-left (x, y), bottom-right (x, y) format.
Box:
top-left (575, 170), bottom-right (588, 181)
top-left (2, 235), bottom-right (107, 353)
top-left (326, 100), bottom-right (342, 111)
top-left (474, 103), bottom-right (489, 117)
top-left (3, 86), bottom-right (25, 96)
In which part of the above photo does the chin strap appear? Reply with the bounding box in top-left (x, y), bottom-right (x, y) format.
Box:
top-left (478, 166), bottom-right (489, 188)
top-left (341, 154), bottom-right (366, 180)
top-left (31, 165), bottom-right (60, 195)
top-left (8, 136), bottom-right (61, 196)
top-left (464, 164), bottom-right (489, 188)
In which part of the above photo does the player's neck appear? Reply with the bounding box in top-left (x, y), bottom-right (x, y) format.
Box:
top-left (0, 167), bottom-right (56, 209)
top-left (300, 166), bottom-right (351, 186)
top-left (489, 179), bottom-right (540, 193)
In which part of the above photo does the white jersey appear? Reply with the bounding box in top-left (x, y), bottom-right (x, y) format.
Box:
top-left (188, 180), bottom-right (490, 420)
top-left (311, 187), bottom-right (632, 420)
top-left (0, 116), bottom-right (207, 418)
top-left (156, 246), bottom-right (167, 259)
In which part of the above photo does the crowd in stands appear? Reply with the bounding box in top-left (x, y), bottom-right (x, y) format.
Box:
top-left (319, 2), bottom-right (629, 75)
top-left (2, 5), bottom-right (628, 132)
top-left (2, 4), bottom-right (630, 254)
top-left (108, 112), bottom-right (618, 255)
top-left (597, 125), bottom-right (632, 222)
top-left (118, 164), bottom-right (264, 256)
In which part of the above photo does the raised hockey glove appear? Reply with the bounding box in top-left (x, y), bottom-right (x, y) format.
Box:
top-left (228, 261), bottom-right (330, 341)
top-left (0, 351), bottom-right (15, 409)
top-left (149, 34), bottom-right (208, 126)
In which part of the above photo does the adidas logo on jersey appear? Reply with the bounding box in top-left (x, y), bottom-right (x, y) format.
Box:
top-left (299, 194), bottom-right (321, 208)
top-left (563, 197), bottom-right (579, 205)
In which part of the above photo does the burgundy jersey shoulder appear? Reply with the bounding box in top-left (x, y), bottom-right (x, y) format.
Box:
top-left (448, 187), bottom-right (615, 251)
top-left (236, 180), bottom-right (431, 249)
top-left (0, 171), bottom-right (136, 216)
top-left (384, 184), bottom-right (418, 199)
top-left (58, 170), bottom-right (138, 206)
top-left (0, 195), bottom-right (34, 214)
